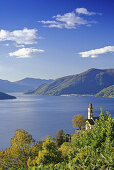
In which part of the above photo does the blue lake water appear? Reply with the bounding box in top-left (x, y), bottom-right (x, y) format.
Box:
top-left (0, 93), bottom-right (114, 150)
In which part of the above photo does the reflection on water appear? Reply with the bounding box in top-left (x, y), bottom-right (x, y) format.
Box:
top-left (0, 93), bottom-right (114, 150)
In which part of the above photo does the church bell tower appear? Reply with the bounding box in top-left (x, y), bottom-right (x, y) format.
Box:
top-left (88, 102), bottom-right (93, 119)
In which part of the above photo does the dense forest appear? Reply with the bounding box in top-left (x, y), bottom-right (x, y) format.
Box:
top-left (0, 110), bottom-right (113, 169)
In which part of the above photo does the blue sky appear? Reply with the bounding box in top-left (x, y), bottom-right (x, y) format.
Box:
top-left (0, 0), bottom-right (114, 81)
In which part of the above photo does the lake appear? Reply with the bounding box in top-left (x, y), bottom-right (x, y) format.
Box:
top-left (0, 93), bottom-right (114, 150)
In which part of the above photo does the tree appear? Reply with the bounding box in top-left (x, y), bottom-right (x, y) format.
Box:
top-left (36, 137), bottom-right (62, 165)
top-left (56, 130), bottom-right (71, 146)
top-left (0, 129), bottom-right (36, 169)
top-left (70, 110), bottom-right (114, 169)
top-left (56, 129), bottom-right (64, 146)
top-left (72, 114), bottom-right (85, 130)
top-left (10, 129), bottom-right (35, 149)
top-left (59, 142), bottom-right (73, 162)
top-left (10, 129), bottom-right (35, 169)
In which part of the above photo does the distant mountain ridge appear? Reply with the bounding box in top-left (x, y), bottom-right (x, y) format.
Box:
top-left (25, 68), bottom-right (114, 96)
top-left (0, 79), bottom-right (27, 93)
top-left (15, 78), bottom-right (53, 90)
top-left (0, 78), bottom-right (53, 93)
top-left (95, 85), bottom-right (114, 98)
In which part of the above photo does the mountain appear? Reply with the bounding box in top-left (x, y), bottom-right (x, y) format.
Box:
top-left (15, 78), bottom-right (53, 89)
top-left (95, 85), bottom-right (114, 98)
top-left (0, 92), bottom-right (16, 100)
top-left (0, 79), bottom-right (28, 93)
top-left (25, 68), bottom-right (114, 96)
top-left (0, 78), bottom-right (53, 93)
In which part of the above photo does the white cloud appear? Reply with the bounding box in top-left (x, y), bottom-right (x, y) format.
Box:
top-left (9, 48), bottom-right (44, 58)
top-left (4, 43), bottom-right (10, 46)
top-left (79, 46), bottom-right (114, 58)
top-left (39, 12), bottom-right (88, 29)
top-left (15, 44), bottom-right (25, 48)
top-left (39, 8), bottom-right (100, 29)
top-left (0, 28), bottom-right (38, 45)
top-left (76, 8), bottom-right (96, 15)
top-left (40, 21), bottom-right (57, 24)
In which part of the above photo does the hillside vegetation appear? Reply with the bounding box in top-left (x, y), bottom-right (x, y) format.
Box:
top-left (25, 68), bottom-right (114, 96)
top-left (95, 85), bottom-right (114, 98)
top-left (0, 110), bottom-right (113, 169)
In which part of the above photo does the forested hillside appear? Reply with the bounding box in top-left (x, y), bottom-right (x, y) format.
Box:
top-left (26, 68), bottom-right (114, 96)
top-left (95, 85), bottom-right (114, 98)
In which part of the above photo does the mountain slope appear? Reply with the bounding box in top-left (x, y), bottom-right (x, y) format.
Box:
top-left (25, 68), bottom-right (114, 96)
top-left (95, 85), bottom-right (114, 98)
top-left (0, 92), bottom-right (16, 100)
top-left (15, 78), bottom-right (53, 89)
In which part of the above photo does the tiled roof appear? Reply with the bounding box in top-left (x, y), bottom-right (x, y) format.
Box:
top-left (86, 117), bottom-right (99, 125)
top-left (86, 119), bottom-right (94, 125)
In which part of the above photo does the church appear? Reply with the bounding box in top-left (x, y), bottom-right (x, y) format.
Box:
top-left (85, 102), bottom-right (99, 130)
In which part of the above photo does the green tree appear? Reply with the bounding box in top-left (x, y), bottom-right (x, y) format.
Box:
top-left (10, 129), bottom-right (35, 168)
top-left (56, 129), bottom-right (64, 146)
top-left (10, 129), bottom-right (35, 149)
top-left (0, 129), bottom-right (35, 169)
top-left (72, 114), bottom-right (85, 130)
top-left (59, 142), bottom-right (73, 162)
top-left (71, 110), bottom-right (114, 169)
top-left (36, 137), bottom-right (62, 165)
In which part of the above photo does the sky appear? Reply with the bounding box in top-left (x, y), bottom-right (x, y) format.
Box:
top-left (0, 0), bottom-right (114, 81)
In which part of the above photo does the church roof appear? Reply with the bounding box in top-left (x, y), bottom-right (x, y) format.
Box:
top-left (86, 117), bottom-right (99, 125)
top-left (86, 119), bottom-right (94, 125)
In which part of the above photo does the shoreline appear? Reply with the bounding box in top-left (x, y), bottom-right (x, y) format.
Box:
top-left (61, 94), bottom-right (114, 98)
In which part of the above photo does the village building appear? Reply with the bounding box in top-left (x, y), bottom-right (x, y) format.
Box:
top-left (85, 102), bottom-right (99, 130)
